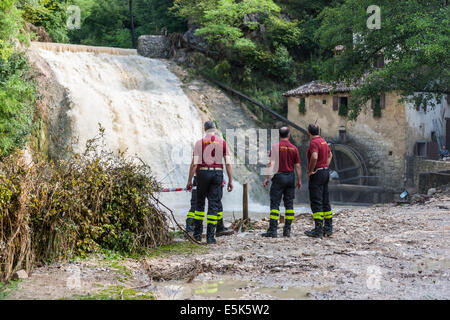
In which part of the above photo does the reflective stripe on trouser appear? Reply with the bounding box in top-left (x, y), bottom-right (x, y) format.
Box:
top-left (270, 209), bottom-right (280, 220)
top-left (207, 214), bottom-right (218, 225)
top-left (285, 209), bottom-right (295, 220)
top-left (313, 212), bottom-right (324, 220)
top-left (323, 211), bottom-right (332, 219)
top-left (309, 169), bottom-right (331, 221)
top-left (194, 211), bottom-right (205, 221)
top-left (187, 212), bottom-right (195, 219)
top-left (217, 211), bottom-right (223, 220)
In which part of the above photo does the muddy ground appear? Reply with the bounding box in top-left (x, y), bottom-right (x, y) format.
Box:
top-left (3, 189), bottom-right (449, 300)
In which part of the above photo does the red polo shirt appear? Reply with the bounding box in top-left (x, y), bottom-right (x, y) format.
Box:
top-left (193, 134), bottom-right (229, 168)
top-left (270, 139), bottom-right (300, 173)
top-left (307, 136), bottom-right (330, 170)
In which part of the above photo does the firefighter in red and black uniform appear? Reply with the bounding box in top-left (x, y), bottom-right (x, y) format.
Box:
top-left (262, 127), bottom-right (302, 238)
top-left (304, 124), bottom-right (333, 238)
top-left (185, 179), bottom-right (233, 237)
top-left (186, 121), bottom-right (233, 244)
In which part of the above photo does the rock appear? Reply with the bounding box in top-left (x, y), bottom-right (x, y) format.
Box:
top-left (137, 35), bottom-right (171, 59)
top-left (13, 269), bottom-right (29, 279)
top-left (427, 188), bottom-right (437, 196)
top-left (183, 24), bottom-right (209, 52)
top-left (26, 23), bottom-right (52, 42)
top-left (410, 193), bottom-right (425, 204)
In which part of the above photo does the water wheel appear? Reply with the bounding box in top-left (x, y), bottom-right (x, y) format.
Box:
top-left (328, 144), bottom-right (367, 202)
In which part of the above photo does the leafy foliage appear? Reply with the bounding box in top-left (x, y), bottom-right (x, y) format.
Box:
top-left (0, 0), bottom-right (36, 157)
top-left (69, 0), bottom-right (186, 48)
top-left (17, 0), bottom-right (70, 43)
top-left (316, 0), bottom-right (450, 119)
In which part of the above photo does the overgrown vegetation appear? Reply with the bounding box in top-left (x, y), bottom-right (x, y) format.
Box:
top-left (317, 0), bottom-right (450, 119)
top-left (0, 130), bottom-right (172, 282)
top-left (0, 0), bottom-right (36, 157)
top-left (68, 0), bottom-right (186, 48)
top-left (17, 0), bottom-right (70, 43)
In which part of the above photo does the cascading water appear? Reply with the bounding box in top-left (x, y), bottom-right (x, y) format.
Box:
top-left (34, 43), bottom-right (266, 221)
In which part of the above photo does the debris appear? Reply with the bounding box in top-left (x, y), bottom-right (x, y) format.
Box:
top-left (13, 270), bottom-right (28, 280)
top-left (427, 188), bottom-right (437, 196)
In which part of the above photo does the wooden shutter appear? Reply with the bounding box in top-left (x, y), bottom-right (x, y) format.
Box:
top-left (376, 54), bottom-right (385, 68)
top-left (332, 96), bottom-right (339, 111)
top-left (380, 93), bottom-right (386, 109)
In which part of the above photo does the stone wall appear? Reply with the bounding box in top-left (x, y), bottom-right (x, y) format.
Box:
top-left (418, 171), bottom-right (450, 194)
top-left (412, 158), bottom-right (450, 190)
top-left (137, 35), bottom-right (171, 59)
top-left (287, 92), bottom-right (408, 188)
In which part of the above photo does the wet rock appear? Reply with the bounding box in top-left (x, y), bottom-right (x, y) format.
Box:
top-left (183, 24), bottom-right (209, 52)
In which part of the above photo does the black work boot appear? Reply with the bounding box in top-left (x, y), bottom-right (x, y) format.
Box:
top-left (206, 224), bottom-right (217, 244)
top-left (283, 219), bottom-right (292, 237)
top-left (323, 218), bottom-right (333, 237)
top-left (261, 219), bottom-right (278, 238)
top-left (185, 218), bottom-right (194, 234)
top-left (216, 219), bottom-right (234, 237)
top-left (193, 220), bottom-right (203, 242)
top-left (304, 219), bottom-right (323, 238)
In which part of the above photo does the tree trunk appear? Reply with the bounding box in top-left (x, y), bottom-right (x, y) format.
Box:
top-left (129, 0), bottom-right (136, 48)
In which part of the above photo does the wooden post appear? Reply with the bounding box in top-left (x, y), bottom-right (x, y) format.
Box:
top-left (243, 183), bottom-right (248, 221)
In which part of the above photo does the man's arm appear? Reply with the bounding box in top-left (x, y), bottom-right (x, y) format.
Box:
top-left (327, 150), bottom-right (333, 166)
top-left (295, 163), bottom-right (302, 189)
top-left (224, 142), bottom-right (233, 192)
top-left (186, 156), bottom-right (197, 190)
top-left (308, 152), bottom-right (318, 180)
top-left (263, 158), bottom-right (272, 187)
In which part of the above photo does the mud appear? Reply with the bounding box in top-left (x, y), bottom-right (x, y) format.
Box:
top-left (5, 190), bottom-right (449, 300)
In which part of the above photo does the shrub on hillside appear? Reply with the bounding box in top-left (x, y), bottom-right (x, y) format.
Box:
top-left (0, 129), bottom-right (172, 281)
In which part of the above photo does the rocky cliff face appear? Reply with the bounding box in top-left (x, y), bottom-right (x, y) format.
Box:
top-left (27, 45), bottom-right (72, 160)
top-left (137, 35), bottom-right (171, 59)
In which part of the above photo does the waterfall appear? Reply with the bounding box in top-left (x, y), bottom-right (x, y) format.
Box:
top-left (35, 43), bottom-right (267, 221)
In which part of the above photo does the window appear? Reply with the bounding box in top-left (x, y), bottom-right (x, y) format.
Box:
top-left (375, 54), bottom-right (385, 68)
top-left (322, 99), bottom-right (327, 105)
top-left (371, 93), bottom-right (386, 117)
top-left (338, 97), bottom-right (349, 116)
top-left (332, 96), bottom-right (339, 110)
top-left (298, 97), bottom-right (306, 114)
top-left (332, 96), bottom-right (350, 116)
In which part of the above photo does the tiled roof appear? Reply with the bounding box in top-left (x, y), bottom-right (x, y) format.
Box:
top-left (283, 80), bottom-right (360, 97)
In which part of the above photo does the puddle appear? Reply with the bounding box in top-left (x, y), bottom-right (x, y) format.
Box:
top-left (149, 278), bottom-right (333, 300)
top-left (149, 279), bottom-right (250, 299)
top-left (255, 285), bottom-right (333, 300)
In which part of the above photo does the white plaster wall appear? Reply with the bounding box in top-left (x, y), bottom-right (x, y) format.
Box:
top-left (405, 95), bottom-right (450, 155)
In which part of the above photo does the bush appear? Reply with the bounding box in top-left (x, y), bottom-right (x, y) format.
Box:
top-left (0, 52), bottom-right (35, 157)
top-left (0, 130), bottom-right (172, 281)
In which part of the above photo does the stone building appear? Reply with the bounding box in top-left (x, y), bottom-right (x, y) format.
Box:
top-left (283, 81), bottom-right (450, 190)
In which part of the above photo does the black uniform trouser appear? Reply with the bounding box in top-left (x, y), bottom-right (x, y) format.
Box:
top-left (308, 169), bottom-right (332, 220)
top-left (269, 172), bottom-right (295, 221)
top-left (187, 176), bottom-right (223, 220)
top-left (195, 169), bottom-right (223, 225)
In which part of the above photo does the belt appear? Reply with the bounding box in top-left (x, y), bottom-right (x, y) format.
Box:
top-left (315, 167), bottom-right (329, 171)
top-left (199, 167), bottom-right (223, 171)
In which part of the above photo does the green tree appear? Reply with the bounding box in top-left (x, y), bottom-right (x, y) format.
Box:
top-left (17, 0), bottom-right (70, 43)
top-left (316, 0), bottom-right (450, 119)
top-left (69, 0), bottom-right (186, 48)
top-left (0, 0), bottom-right (35, 157)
